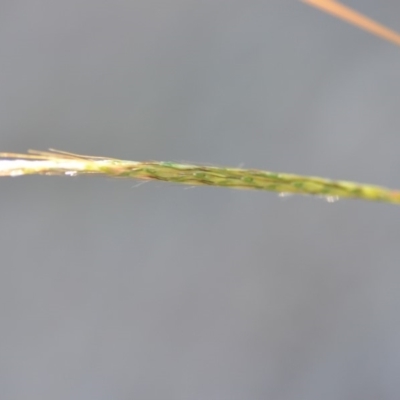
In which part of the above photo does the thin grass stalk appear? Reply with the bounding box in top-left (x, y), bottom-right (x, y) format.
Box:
top-left (2, 5), bottom-right (400, 205)
top-left (0, 150), bottom-right (399, 205)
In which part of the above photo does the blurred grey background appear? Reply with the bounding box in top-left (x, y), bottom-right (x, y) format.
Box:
top-left (1, 1), bottom-right (400, 399)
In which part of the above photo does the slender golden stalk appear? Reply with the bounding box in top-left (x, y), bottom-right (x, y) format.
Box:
top-left (1, 149), bottom-right (399, 205)
top-left (302, 0), bottom-right (400, 47)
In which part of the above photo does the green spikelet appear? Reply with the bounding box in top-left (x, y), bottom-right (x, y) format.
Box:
top-left (0, 149), bottom-right (399, 205)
